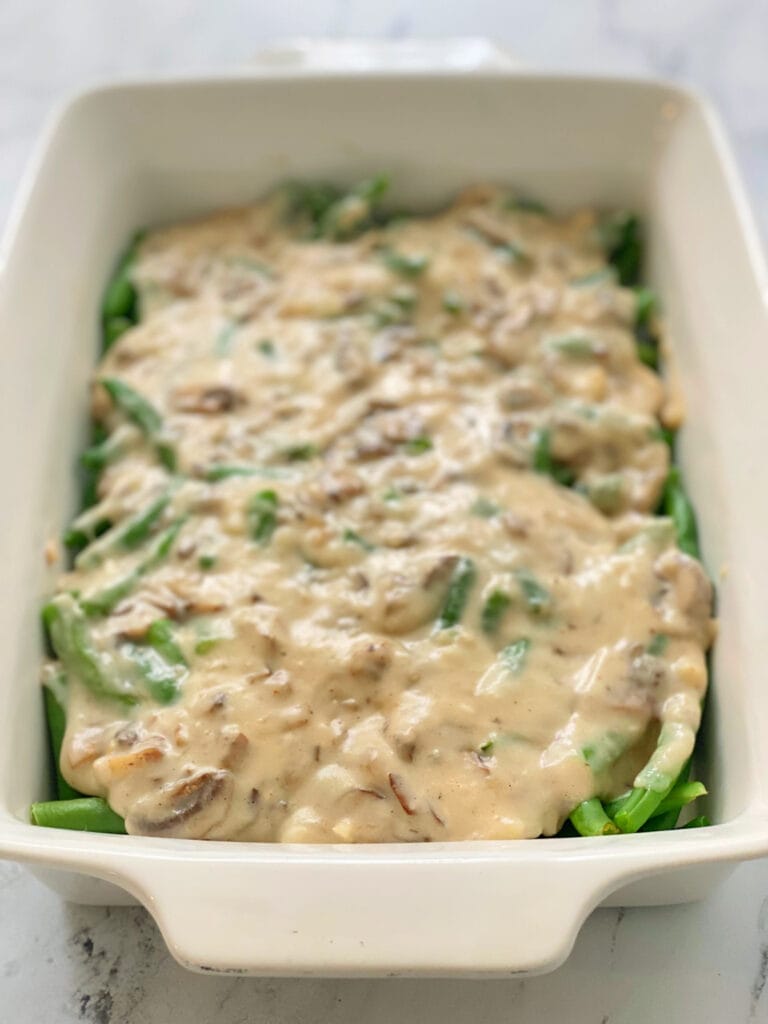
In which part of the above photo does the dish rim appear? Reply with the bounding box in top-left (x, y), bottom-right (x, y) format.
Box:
top-left (2, 60), bottom-right (767, 975)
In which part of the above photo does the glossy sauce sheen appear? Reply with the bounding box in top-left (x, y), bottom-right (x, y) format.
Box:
top-left (52, 185), bottom-right (714, 841)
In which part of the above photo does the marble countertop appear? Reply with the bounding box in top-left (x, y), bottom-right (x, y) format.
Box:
top-left (2, 2), bottom-right (767, 1020)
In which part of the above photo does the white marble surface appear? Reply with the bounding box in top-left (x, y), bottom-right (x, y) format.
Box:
top-left (2, 1), bottom-right (768, 1020)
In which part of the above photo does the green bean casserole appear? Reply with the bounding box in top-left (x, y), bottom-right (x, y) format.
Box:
top-left (34, 179), bottom-right (715, 841)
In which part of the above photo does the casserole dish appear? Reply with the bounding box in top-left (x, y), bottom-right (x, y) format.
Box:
top-left (1, 40), bottom-right (768, 976)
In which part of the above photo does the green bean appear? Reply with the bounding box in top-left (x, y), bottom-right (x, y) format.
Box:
top-left (683, 815), bottom-right (711, 829)
top-left (81, 431), bottom-right (126, 472)
top-left (30, 797), bottom-right (126, 834)
top-left (641, 808), bottom-right (682, 832)
top-left (601, 212), bottom-right (642, 286)
top-left (247, 490), bottom-right (279, 545)
top-left (288, 175), bottom-right (390, 240)
top-left (122, 491), bottom-right (175, 546)
top-left (506, 196), bottom-right (549, 215)
top-left (100, 377), bottom-right (158, 432)
top-left (481, 589), bottom-right (512, 635)
top-left (76, 489), bottom-right (174, 569)
top-left (123, 643), bottom-right (184, 704)
top-left (102, 232), bottom-right (143, 350)
top-left (547, 334), bottom-right (598, 359)
top-left (636, 342), bottom-right (659, 369)
top-left (63, 519), bottom-right (111, 557)
top-left (658, 426), bottom-right (677, 452)
top-left (215, 321), bottom-right (238, 356)
top-left (80, 572), bottom-right (138, 618)
top-left (100, 378), bottom-right (176, 471)
top-left (633, 287), bottom-right (660, 367)
top-left (381, 249), bottom-right (429, 277)
top-left (285, 180), bottom-right (343, 226)
top-left (618, 518), bottom-right (676, 554)
top-left (585, 474), bottom-right (625, 515)
top-left (146, 619), bottom-right (186, 666)
top-left (663, 466), bottom-right (700, 559)
top-left (436, 557), bottom-right (477, 630)
top-left (501, 638), bottom-right (531, 675)
top-left (571, 268), bottom-right (616, 287)
top-left (322, 174), bottom-right (390, 238)
top-left (80, 518), bottom-right (185, 617)
top-left (42, 595), bottom-right (138, 706)
top-left (103, 316), bottom-right (133, 349)
top-left (203, 463), bottom-right (288, 482)
top-left (647, 633), bottom-right (669, 657)
top-left (640, 763), bottom-right (695, 832)
top-left (516, 569), bottom-right (552, 616)
top-left (391, 287), bottom-right (418, 311)
top-left (570, 798), bottom-right (620, 837)
top-left (581, 731), bottom-right (629, 774)
top-left (635, 287), bottom-right (657, 328)
top-left (403, 435), bottom-right (433, 455)
top-left (470, 497), bottom-right (500, 518)
top-left (604, 791), bottom-right (631, 821)
top-left (349, 175), bottom-right (389, 204)
top-left (102, 276), bottom-right (134, 320)
top-left (281, 443), bottom-right (318, 462)
top-left (531, 428), bottom-right (575, 486)
top-left (102, 267), bottom-right (135, 321)
top-left (80, 422), bottom-right (109, 510)
top-left (371, 297), bottom-right (413, 328)
top-left (192, 616), bottom-right (235, 656)
top-left (442, 291), bottom-right (465, 314)
top-left (342, 528), bottom-right (375, 552)
top-left (616, 758), bottom-right (693, 833)
top-left (495, 242), bottom-right (531, 266)
top-left (43, 681), bottom-right (80, 800)
top-left (652, 780), bottom-right (707, 817)
top-left (614, 780), bottom-right (675, 834)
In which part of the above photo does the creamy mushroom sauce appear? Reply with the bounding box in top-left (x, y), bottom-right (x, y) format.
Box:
top-left (52, 184), bottom-right (714, 841)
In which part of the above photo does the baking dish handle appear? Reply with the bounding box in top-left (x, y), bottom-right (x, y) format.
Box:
top-left (242, 37), bottom-right (521, 75)
top-left (122, 851), bottom-right (636, 976)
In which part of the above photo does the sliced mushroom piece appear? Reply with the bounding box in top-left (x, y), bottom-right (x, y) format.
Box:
top-left (654, 550), bottom-right (714, 642)
top-left (363, 408), bottom-right (427, 446)
top-left (368, 554), bottom-right (458, 634)
top-left (127, 768), bottom-right (233, 838)
top-left (347, 639), bottom-right (393, 681)
top-left (94, 744), bottom-right (167, 783)
top-left (220, 730), bottom-right (250, 771)
top-left (162, 574), bottom-right (231, 615)
top-left (388, 772), bottom-right (416, 815)
top-left (354, 429), bottom-right (395, 461)
top-left (334, 340), bottom-right (371, 388)
top-left (172, 384), bottom-right (245, 414)
top-left (497, 376), bottom-right (548, 411)
top-left (613, 652), bottom-right (668, 712)
top-left (320, 469), bottom-right (365, 504)
top-left (493, 416), bottom-right (536, 469)
top-left (67, 725), bottom-right (111, 769)
top-left (462, 208), bottom-right (519, 246)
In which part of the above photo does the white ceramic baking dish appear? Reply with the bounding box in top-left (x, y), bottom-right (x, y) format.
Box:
top-left (1, 39), bottom-right (768, 978)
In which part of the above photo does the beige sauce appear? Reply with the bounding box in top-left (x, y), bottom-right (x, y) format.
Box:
top-left (51, 185), bottom-right (713, 841)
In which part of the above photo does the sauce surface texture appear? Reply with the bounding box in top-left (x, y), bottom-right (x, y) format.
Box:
top-left (48, 184), bottom-right (714, 841)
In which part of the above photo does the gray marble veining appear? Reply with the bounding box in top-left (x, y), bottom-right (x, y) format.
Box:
top-left (1, 1), bottom-right (767, 1020)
